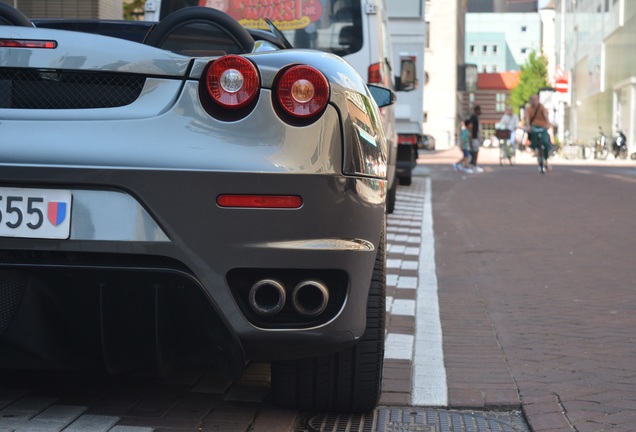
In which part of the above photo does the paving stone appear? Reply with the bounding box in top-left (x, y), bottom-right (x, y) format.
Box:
top-left (62, 414), bottom-right (120, 432)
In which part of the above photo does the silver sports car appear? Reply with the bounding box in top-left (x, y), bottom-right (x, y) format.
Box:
top-left (0, 4), bottom-right (390, 412)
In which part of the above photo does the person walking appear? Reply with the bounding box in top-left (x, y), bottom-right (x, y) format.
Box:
top-left (453, 119), bottom-right (473, 173)
top-left (524, 94), bottom-right (552, 172)
top-left (469, 105), bottom-right (483, 172)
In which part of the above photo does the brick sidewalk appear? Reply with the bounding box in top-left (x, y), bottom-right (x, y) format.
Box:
top-left (421, 148), bottom-right (636, 431)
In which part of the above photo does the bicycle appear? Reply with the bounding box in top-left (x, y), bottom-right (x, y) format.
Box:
top-left (594, 126), bottom-right (610, 160)
top-left (496, 129), bottom-right (515, 166)
top-left (529, 126), bottom-right (550, 174)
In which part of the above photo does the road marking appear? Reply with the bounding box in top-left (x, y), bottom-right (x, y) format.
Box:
top-left (384, 333), bottom-right (415, 360)
top-left (412, 176), bottom-right (448, 406)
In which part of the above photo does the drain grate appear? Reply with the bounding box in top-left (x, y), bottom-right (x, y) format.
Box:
top-left (294, 407), bottom-right (530, 432)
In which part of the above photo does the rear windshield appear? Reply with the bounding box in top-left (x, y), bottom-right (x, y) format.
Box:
top-left (161, 0), bottom-right (363, 57)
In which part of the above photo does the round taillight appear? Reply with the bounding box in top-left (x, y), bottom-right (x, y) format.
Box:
top-left (276, 65), bottom-right (330, 119)
top-left (205, 55), bottom-right (260, 109)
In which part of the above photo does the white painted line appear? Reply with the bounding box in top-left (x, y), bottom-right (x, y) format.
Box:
top-left (412, 176), bottom-right (448, 407)
top-left (387, 259), bottom-right (402, 269)
top-left (384, 333), bottom-right (415, 360)
top-left (396, 276), bottom-right (418, 289)
top-left (401, 260), bottom-right (419, 270)
top-left (391, 299), bottom-right (416, 316)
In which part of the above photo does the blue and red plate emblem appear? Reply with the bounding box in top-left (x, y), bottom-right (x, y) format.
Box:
top-left (47, 201), bottom-right (68, 226)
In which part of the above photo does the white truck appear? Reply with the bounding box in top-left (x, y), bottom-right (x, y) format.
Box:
top-left (387, 0), bottom-right (426, 186)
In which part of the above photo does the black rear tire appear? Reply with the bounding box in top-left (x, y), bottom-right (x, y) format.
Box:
top-left (271, 223), bottom-right (386, 413)
top-left (398, 175), bottom-right (412, 186)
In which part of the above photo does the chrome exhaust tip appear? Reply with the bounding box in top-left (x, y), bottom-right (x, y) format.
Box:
top-left (248, 279), bottom-right (286, 316)
top-left (292, 280), bottom-right (329, 317)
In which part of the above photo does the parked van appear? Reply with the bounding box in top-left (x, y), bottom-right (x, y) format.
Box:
top-left (145, 0), bottom-right (416, 212)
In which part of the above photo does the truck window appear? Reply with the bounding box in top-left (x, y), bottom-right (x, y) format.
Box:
top-left (157, 0), bottom-right (364, 57)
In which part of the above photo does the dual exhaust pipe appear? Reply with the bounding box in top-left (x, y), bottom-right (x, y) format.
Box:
top-left (248, 278), bottom-right (329, 318)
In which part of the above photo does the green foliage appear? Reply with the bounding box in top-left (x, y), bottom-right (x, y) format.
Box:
top-left (124, 0), bottom-right (145, 20)
top-left (508, 51), bottom-right (549, 115)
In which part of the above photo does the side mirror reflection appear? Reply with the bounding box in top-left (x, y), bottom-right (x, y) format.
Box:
top-left (396, 58), bottom-right (417, 92)
top-left (368, 84), bottom-right (396, 108)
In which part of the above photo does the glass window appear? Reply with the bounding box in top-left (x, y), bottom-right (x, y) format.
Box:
top-left (482, 64), bottom-right (488, 73)
top-left (521, 25), bottom-right (527, 32)
top-left (482, 44), bottom-right (488, 55)
top-left (163, 0), bottom-right (365, 57)
top-left (496, 93), bottom-right (506, 112)
top-left (492, 64), bottom-right (497, 72)
top-left (492, 44), bottom-right (498, 55)
top-left (521, 47), bottom-right (527, 54)
top-left (280, 0), bottom-right (364, 56)
top-left (469, 44), bottom-right (475, 55)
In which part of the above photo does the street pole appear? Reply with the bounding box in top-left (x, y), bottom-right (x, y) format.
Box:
top-left (557, 0), bottom-right (567, 144)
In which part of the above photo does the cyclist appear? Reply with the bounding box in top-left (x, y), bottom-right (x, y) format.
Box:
top-left (524, 94), bottom-right (552, 172)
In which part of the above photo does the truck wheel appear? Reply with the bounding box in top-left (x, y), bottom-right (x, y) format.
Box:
top-left (398, 174), bottom-right (412, 186)
top-left (387, 180), bottom-right (397, 214)
top-left (271, 223), bottom-right (386, 413)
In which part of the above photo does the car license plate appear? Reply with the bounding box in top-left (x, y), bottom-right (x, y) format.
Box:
top-left (0, 187), bottom-right (72, 239)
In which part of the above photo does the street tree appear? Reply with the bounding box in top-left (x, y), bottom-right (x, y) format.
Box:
top-left (508, 50), bottom-right (549, 114)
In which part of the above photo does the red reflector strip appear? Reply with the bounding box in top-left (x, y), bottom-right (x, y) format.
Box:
top-left (0, 39), bottom-right (57, 49)
top-left (398, 135), bottom-right (417, 145)
top-left (217, 195), bottom-right (303, 209)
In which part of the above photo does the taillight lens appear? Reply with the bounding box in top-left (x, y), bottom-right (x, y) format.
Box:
top-left (217, 195), bottom-right (303, 209)
top-left (368, 62), bottom-right (383, 84)
top-left (205, 55), bottom-right (260, 109)
top-left (0, 39), bottom-right (57, 49)
top-left (275, 65), bottom-right (330, 119)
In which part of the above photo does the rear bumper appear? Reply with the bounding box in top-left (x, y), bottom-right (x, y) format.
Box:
top-left (0, 168), bottom-right (385, 364)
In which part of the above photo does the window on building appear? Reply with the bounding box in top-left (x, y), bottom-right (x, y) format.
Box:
top-left (496, 93), bottom-right (506, 112)
top-left (521, 47), bottom-right (528, 54)
top-left (605, 0), bottom-right (609, 11)
top-left (492, 64), bottom-right (498, 72)
top-left (469, 44), bottom-right (475, 55)
top-left (482, 64), bottom-right (488, 73)
top-left (521, 25), bottom-right (527, 32)
top-left (492, 44), bottom-right (498, 55)
top-left (482, 44), bottom-right (488, 55)
top-left (423, 112), bottom-right (428, 123)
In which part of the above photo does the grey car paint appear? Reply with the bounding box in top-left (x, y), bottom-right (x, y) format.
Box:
top-left (0, 25), bottom-right (386, 364)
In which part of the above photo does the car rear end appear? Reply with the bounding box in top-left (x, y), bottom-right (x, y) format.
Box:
top-left (0, 26), bottom-right (387, 378)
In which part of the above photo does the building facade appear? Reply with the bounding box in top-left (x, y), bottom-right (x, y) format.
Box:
top-left (557, 0), bottom-right (636, 150)
top-left (423, 0), bottom-right (467, 149)
top-left (468, 0), bottom-right (537, 13)
top-left (466, 13), bottom-right (543, 73)
top-left (0, 0), bottom-right (122, 19)
top-left (462, 72), bottom-right (521, 141)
